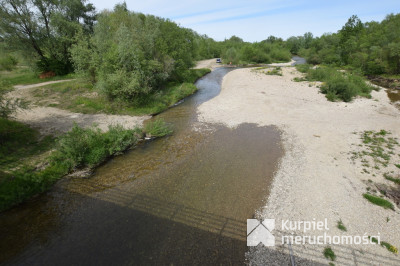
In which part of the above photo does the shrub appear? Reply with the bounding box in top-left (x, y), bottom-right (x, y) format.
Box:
top-left (0, 55), bottom-right (18, 71)
top-left (304, 66), bottom-right (375, 102)
top-left (0, 80), bottom-right (27, 118)
top-left (144, 118), bottom-right (173, 137)
top-left (51, 124), bottom-right (138, 171)
top-left (295, 64), bottom-right (312, 73)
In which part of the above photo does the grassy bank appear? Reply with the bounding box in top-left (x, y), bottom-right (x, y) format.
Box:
top-left (0, 67), bottom-right (75, 86)
top-left (295, 64), bottom-right (376, 102)
top-left (0, 119), bottom-right (172, 212)
top-left (28, 68), bottom-right (211, 115)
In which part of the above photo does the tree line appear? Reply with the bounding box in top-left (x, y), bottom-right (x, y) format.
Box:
top-left (286, 14), bottom-right (400, 75)
top-left (2, 0), bottom-right (399, 103)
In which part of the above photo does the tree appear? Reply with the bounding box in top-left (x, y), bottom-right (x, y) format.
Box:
top-left (0, 0), bottom-right (96, 74)
top-left (71, 5), bottom-right (199, 101)
top-left (339, 15), bottom-right (364, 64)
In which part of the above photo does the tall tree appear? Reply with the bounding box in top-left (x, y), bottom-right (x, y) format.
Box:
top-left (0, 0), bottom-right (96, 74)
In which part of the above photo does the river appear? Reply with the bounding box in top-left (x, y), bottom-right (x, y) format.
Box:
top-left (0, 67), bottom-right (283, 265)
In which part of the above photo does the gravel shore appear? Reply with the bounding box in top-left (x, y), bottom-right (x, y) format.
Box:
top-left (197, 67), bottom-right (400, 265)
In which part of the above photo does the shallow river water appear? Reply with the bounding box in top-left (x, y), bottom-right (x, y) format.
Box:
top-left (0, 68), bottom-right (283, 265)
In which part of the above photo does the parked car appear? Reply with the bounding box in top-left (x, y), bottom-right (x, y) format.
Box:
top-left (216, 58), bottom-right (221, 63)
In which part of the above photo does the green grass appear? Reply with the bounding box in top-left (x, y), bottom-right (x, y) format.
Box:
top-left (0, 67), bottom-right (75, 86)
top-left (323, 247), bottom-right (336, 261)
top-left (369, 236), bottom-right (399, 254)
top-left (384, 173), bottom-right (400, 184)
top-left (0, 118), bottom-right (55, 172)
top-left (0, 118), bottom-right (56, 212)
top-left (0, 119), bottom-right (173, 212)
top-left (265, 67), bottom-right (282, 76)
top-left (363, 193), bottom-right (394, 210)
top-left (31, 68), bottom-right (211, 116)
top-left (381, 241), bottom-right (399, 254)
top-left (337, 220), bottom-right (347, 231)
top-left (144, 119), bottom-right (173, 138)
top-left (295, 63), bottom-right (312, 73)
top-left (181, 68), bottom-right (211, 83)
top-left (50, 124), bottom-right (140, 171)
top-left (293, 77), bottom-right (307, 82)
top-left (351, 130), bottom-right (400, 170)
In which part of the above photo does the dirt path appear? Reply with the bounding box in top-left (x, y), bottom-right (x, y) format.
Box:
top-left (197, 67), bottom-right (400, 265)
top-left (194, 58), bottom-right (222, 70)
top-left (8, 80), bottom-right (149, 135)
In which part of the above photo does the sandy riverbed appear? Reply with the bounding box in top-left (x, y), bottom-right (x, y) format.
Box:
top-left (197, 67), bottom-right (400, 265)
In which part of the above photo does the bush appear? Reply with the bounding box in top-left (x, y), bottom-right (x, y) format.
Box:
top-left (51, 124), bottom-right (138, 171)
top-left (0, 55), bottom-right (18, 71)
top-left (0, 80), bottom-right (27, 118)
top-left (144, 118), bottom-right (173, 137)
top-left (295, 64), bottom-right (312, 73)
top-left (304, 66), bottom-right (375, 102)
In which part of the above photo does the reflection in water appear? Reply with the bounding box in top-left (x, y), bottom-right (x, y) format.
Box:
top-left (0, 68), bottom-right (283, 265)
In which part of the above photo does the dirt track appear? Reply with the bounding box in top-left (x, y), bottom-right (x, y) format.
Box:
top-left (7, 80), bottom-right (149, 135)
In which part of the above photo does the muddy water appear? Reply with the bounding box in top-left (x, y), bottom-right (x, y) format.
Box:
top-left (386, 89), bottom-right (400, 110)
top-left (0, 68), bottom-right (283, 265)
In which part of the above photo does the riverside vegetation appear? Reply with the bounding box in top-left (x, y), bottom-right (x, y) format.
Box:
top-left (0, 0), bottom-right (399, 220)
top-left (295, 64), bottom-right (376, 102)
top-left (0, 119), bottom-right (172, 212)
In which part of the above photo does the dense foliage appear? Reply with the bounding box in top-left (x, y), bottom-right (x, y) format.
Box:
top-left (217, 35), bottom-right (291, 64)
top-left (0, 120), bottom-right (172, 211)
top-left (71, 3), bottom-right (199, 102)
top-left (0, 0), bottom-right (96, 74)
top-left (290, 14), bottom-right (400, 75)
top-left (296, 64), bottom-right (376, 102)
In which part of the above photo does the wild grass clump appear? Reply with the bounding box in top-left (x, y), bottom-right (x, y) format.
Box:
top-left (337, 220), bottom-right (347, 231)
top-left (369, 236), bottom-right (399, 254)
top-left (0, 55), bottom-right (18, 71)
top-left (363, 193), bottom-right (394, 210)
top-left (265, 67), bottom-right (282, 76)
top-left (384, 173), bottom-right (400, 184)
top-left (323, 246), bottom-right (336, 261)
top-left (144, 119), bottom-right (173, 138)
top-left (51, 124), bottom-right (139, 171)
top-left (381, 241), bottom-right (399, 254)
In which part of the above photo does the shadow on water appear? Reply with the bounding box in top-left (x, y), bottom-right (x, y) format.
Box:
top-left (0, 67), bottom-right (285, 265)
top-left (1, 64), bottom-right (398, 265)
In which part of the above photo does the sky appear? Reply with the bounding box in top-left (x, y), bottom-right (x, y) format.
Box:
top-left (89, 0), bottom-right (400, 42)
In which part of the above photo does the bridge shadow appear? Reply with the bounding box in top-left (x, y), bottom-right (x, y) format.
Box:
top-left (3, 178), bottom-right (400, 265)
top-left (3, 192), bottom-right (297, 266)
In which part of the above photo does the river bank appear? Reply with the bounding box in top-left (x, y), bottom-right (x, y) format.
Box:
top-left (197, 67), bottom-right (400, 264)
